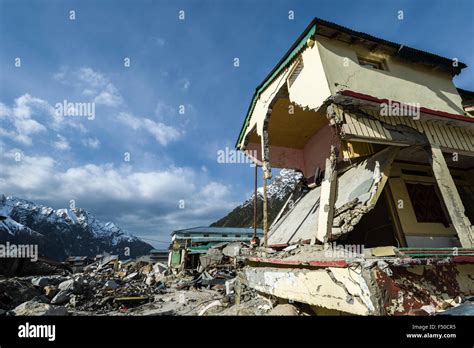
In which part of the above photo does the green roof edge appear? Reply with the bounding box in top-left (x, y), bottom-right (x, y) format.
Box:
top-left (235, 22), bottom-right (317, 149)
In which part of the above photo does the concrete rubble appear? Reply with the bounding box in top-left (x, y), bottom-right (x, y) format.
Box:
top-left (2, 240), bottom-right (472, 316)
top-left (0, 242), bottom-right (306, 316)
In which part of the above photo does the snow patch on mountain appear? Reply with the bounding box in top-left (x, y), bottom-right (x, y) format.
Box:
top-left (242, 169), bottom-right (303, 207)
top-left (0, 195), bottom-right (152, 261)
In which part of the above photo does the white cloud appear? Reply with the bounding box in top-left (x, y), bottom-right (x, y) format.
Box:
top-left (143, 119), bottom-right (181, 146)
top-left (151, 37), bottom-right (165, 47)
top-left (154, 101), bottom-right (176, 119)
top-left (53, 134), bottom-right (70, 151)
top-left (179, 78), bottom-right (191, 90)
top-left (82, 137), bottom-right (101, 149)
top-left (0, 94), bottom-right (87, 145)
top-left (118, 112), bottom-right (182, 146)
top-left (1, 150), bottom-right (56, 192)
top-left (0, 95), bottom-right (51, 145)
top-left (93, 83), bottom-right (123, 106)
top-left (77, 67), bottom-right (108, 88)
top-left (54, 67), bottom-right (123, 107)
top-left (0, 150), bottom-right (238, 235)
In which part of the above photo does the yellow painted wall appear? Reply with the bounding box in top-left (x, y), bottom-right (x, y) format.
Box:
top-left (239, 42), bottom-right (331, 149)
top-left (316, 36), bottom-right (465, 115)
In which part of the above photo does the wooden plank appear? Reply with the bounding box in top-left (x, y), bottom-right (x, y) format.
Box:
top-left (455, 127), bottom-right (471, 152)
top-left (432, 123), bottom-right (447, 147)
top-left (422, 122), bottom-right (435, 144)
top-left (366, 118), bottom-right (378, 138)
top-left (374, 118), bottom-right (391, 140)
top-left (436, 123), bottom-right (454, 149)
top-left (413, 119), bottom-right (424, 133)
top-left (355, 118), bottom-right (367, 137)
top-left (463, 128), bottom-right (474, 151)
top-left (430, 145), bottom-right (473, 248)
top-left (446, 125), bottom-right (463, 151)
top-left (426, 122), bottom-right (441, 146)
top-left (361, 116), bottom-right (375, 138)
top-left (314, 152), bottom-right (337, 244)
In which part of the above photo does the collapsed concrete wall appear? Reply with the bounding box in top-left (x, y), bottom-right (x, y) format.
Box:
top-left (268, 146), bottom-right (399, 246)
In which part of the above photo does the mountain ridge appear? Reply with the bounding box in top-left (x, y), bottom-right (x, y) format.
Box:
top-left (0, 195), bottom-right (153, 261)
top-left (211, 169), bottom-right (304, 228)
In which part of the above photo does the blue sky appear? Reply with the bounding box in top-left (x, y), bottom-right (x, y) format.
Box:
top-left (1, 0), bottom-right (473, 247)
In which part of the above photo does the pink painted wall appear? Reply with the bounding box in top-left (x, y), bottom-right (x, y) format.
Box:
top-left (246, 143), bottom-right (305, 171)
top-left (246, 124), bottom-right (334, 178)
top-left (302, 125), bottom-right (334, 177)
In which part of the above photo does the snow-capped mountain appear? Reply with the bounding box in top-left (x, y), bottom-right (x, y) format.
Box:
top-left (212, 169), bottom-right (304, 228)
top-left (0, 195), bottom-right (153, 261)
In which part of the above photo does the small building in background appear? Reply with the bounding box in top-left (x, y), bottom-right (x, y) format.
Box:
top-left (148, 249), bottom-right (169, 263)
top-left (169, 226), bottom-right (263, 269)
top-left (64, 256), bottom-right (91, 272)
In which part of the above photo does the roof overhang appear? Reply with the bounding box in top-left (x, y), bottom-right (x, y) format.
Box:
top-left (236, 17), bottom-right (468, 150)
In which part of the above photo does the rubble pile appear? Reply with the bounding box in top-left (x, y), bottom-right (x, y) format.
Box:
top-left (0, 242), bottom-right (297, 316)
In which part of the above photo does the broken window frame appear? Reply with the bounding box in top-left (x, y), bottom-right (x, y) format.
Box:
top-left (387, 162), bottom-right (458, 239)
top-left (357, 55), bottom-right (388, 71)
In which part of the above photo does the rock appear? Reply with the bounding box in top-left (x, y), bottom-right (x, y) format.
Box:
top-left (58, 279), bottom-right (74, 291)
top-left (31, 277), bottom-right (51, 288)
top-left (51, 290), bottom-right (71, 305)
top-left (225, 278), bottom-right (236, 295)
top-left (44, 285), bottom-right (58, 299)
top-left (104, 280), bottom-right (119, 290)
top-left (30, 295), bottom-right (51, 304)
top-left (153, 263), bottom-right (168, 274)
top-left (199, 249), bottom-right (223, 268)
top-left (58, 277), bottom-right (87, 294)
top-left (69, 295), bottom-right (78, 307)
top-left (0, 278), bottom-right (41, 308)
top-left (154, 273), bottom-right (165, 283)
top-left (145, 275), bottom-right (155, 286)
top-left (140, 264), bottom-right (153, 274)
top-left (123, 272), bottom-right (138, 281)
top-left (13, 301), bottom-right (68, 316)
top-left (421, 305), bottom-right (436, 315)
top-left (267, 304), bottom-right (299, 316)
top-left (223, 243), bottom-right (241, 258)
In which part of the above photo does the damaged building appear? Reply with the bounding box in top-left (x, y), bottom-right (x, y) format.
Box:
top-left (235, 17), bottom-right (474, 315)
top-left (169, 226), bottom-right (263, 269)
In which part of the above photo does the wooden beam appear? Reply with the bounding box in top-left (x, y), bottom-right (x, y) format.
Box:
top-left (429, 144), bottom-right (473, 247)
top-left (253, 164), bottom-right (258, 240)
top-left (313, 145), bottom-right (338, 244)
top-left (263, 173), bottom-right (269, 253)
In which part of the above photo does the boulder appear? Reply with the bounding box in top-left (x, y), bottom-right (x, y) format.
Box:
top-left (13, 301), bottom-right (68, 316)
top-left (267, 304), bottom-right (299, 316)
top-left (153, 263), bottom-right (168, 274)
top-left (58, 279), bottom-right (74, 291)
top-left (222, 243), bottom-right (242, 258)
top-left (51, 290), bottom-right (71, 305)
top-left (30, 295), bottom-right (51, 304)
top-left (104, 280), bottom-right (119, 290)
top-left (145, 275), bottom-right (155, 286)
top-left (123, 272), bottom-right (138, 281)
top-left (31, 277), bottom-right (51, 288)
